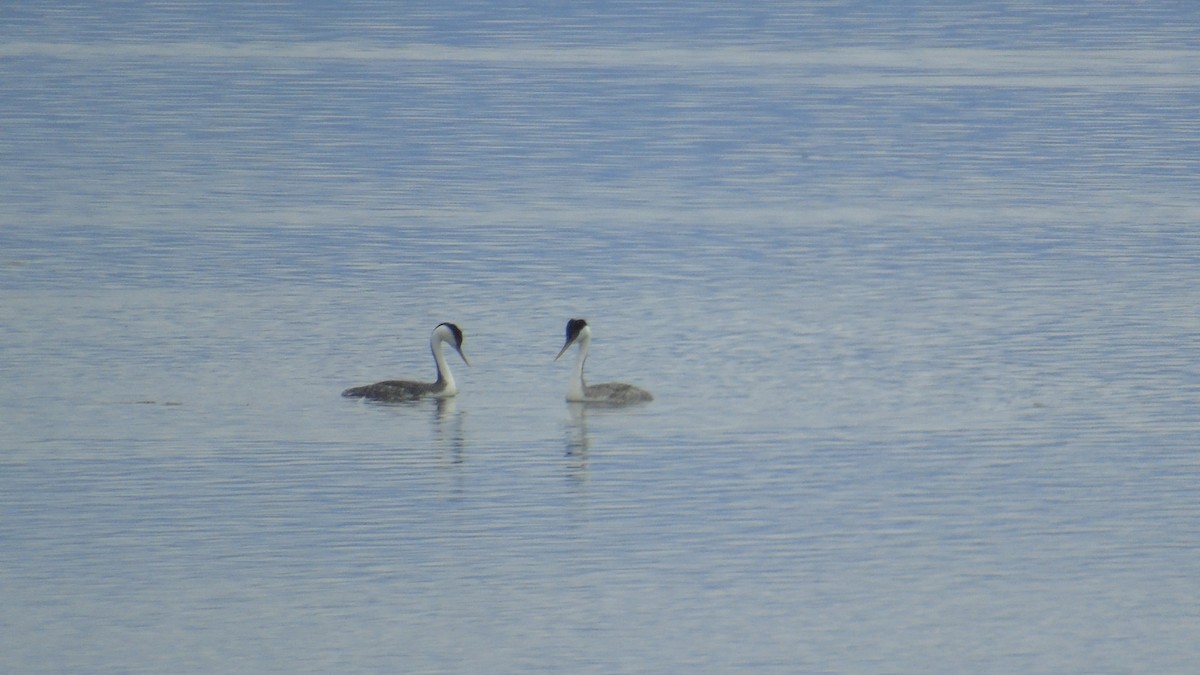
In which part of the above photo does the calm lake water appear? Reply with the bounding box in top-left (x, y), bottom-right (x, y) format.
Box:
top-left (3, 3), bottom-right (1200, 672)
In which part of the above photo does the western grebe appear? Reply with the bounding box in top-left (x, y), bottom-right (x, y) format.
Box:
top-left (342, 322), bottom-right (470, 401)
top-left (554, 318), bottom-right (652, 404)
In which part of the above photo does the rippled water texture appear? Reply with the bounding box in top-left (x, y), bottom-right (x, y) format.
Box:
top-left (3, 3), bottom-right (1200, 672)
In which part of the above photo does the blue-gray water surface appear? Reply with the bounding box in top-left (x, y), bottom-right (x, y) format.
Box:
top-left (3, 3), bottom-right (1200, 672)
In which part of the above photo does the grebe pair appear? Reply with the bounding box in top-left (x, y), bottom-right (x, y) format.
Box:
top-left (341, 319), bottom-right (652, 404)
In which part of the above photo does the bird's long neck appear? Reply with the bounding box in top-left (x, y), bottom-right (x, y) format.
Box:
top-left (431, 335), bottom-right (456, 393)
top-left (568, 335), bottom-right (590, 400)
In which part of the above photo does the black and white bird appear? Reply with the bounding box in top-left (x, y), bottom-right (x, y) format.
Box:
top-left (343, 322), bottom-right (470, 401)
top-left (554, 318), bottom-right (652, 404)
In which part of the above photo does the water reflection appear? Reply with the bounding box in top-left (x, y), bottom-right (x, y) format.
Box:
top-left (433, 397), bottom-right (465, 465)
top-left (564, 402), bottom-right (590, 483)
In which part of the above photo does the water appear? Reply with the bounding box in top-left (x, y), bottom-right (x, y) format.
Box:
top-left (3, 3), bottom-right (1200, 671)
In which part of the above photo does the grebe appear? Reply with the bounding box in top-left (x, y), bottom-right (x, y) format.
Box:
top-left (554, 318), bottom-right (652, 404)
top-left (343, 322), bottom-right (470, 401)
